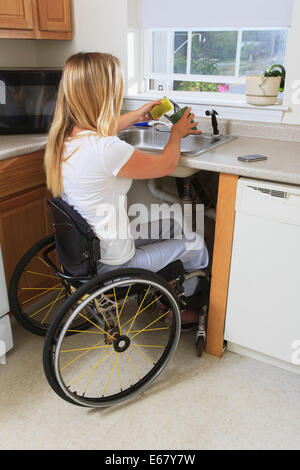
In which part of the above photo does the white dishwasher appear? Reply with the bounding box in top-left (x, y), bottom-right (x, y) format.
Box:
top-left (224, 178), bottom-right (300, 373)
top-left (0, 245), bottom-right (13, 361)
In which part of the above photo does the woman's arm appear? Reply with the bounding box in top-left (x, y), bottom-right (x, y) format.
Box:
top-left (117, 100), bottom-right (161, 133)
top-left (118, 108), bottom-right (201, 179)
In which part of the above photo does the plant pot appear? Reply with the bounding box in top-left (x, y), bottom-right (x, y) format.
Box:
top-left (246, 76), bottom-right (281, 106)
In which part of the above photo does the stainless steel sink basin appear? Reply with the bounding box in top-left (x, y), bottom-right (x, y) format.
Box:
top-left (118, 126), bottom-right (236, 157)
top-left (118, 126), bottom-right (237, 178)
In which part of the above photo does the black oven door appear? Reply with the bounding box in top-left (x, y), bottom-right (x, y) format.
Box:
top-left (0, 70), bottom-right (62, 135)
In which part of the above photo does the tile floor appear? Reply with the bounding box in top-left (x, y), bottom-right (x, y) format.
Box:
top-left (1, 320), bottom-right (300, 450)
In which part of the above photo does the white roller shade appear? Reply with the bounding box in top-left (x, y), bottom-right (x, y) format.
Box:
top-left (142, 0), bottom-right (294, 28)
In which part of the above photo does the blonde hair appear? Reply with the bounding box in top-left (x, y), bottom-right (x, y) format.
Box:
top-left (45, 52), bottom-right (124, 196)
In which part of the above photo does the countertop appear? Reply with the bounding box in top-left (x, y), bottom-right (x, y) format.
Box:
top-left (1, 133), bottom-right (300, 187)
top-left (181, 136), bottom-right (300, 186)
top-left (0, 134), bottom-right (48, 161)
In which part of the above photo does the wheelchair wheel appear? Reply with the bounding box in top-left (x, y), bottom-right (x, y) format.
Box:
top-left (9, 234), bottom-right (90, 337)
top-left (43, 269), bottom-right (181, 408)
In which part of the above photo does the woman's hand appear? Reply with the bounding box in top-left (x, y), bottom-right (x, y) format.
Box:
top-left (134, 100), bottom-right (161, 122)
top-left (117, 100), bottom-right (162, 133)
top-left (171, 108), bottom-right (201, 138)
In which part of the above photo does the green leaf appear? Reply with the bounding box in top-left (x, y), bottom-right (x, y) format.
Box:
top-left (264, 64), bottom-right (286, 92)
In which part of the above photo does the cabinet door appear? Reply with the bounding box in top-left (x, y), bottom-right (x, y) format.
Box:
top-left (36, 0), bottom-right (71, 32)
top-left (0, 0), bottom-right (34, 30)
top-left (0, 187), bottom-right (51, 286)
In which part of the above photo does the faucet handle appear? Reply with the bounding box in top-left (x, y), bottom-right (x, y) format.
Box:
top-left (205, 109), bottom-right (219, 136)
top-left (205, 109), bottom-right (219, 117)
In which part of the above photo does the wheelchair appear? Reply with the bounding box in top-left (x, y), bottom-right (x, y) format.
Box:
top-left (9, 198), bottom-right (210, 408)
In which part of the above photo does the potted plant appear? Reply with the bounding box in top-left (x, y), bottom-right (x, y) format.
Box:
top-left (246, 64), bottom-right (286, 106)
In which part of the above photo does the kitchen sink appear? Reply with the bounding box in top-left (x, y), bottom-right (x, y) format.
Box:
top-left (118, 126), bottom-right (237, 178)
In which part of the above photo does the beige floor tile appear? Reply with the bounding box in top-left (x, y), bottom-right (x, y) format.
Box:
top-left (1, 322), bottom-right (300, 450)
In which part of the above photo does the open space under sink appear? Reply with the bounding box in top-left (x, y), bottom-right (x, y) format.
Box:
top-left (118, 126), bottom-right (237, 178)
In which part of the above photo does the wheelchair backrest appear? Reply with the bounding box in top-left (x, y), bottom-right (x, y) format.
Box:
top-left (47, 198), bottom-right (101, 277)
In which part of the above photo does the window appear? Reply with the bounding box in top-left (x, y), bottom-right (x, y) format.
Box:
top-left (145, 28), bottom-right (289, 95)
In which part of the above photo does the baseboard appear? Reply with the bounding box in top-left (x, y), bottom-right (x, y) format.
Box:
top-left (227, 342), bottom-right (300, 376)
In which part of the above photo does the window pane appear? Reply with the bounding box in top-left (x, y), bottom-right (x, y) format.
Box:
top-left (152, 31), bottom-right (168, 73)
top-left (174, 32), bottom-right (188, 74)
top-left (191, 31), bottom-right (238, 76)
top-left (240, 30), bottom-right (288, 76)
top-left (174, 80), bottom-right (239, 93)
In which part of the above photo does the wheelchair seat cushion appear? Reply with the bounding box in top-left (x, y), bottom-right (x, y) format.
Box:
top-left (48, 198), bottom-right (100, 277)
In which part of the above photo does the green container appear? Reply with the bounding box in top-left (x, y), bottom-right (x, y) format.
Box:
top-left (169, 106), bottom-right (198, 131)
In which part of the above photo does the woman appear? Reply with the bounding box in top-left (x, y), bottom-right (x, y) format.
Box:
top-left (45, 52), bottom-right (208, 322)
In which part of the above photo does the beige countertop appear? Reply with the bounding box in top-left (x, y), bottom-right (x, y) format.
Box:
top-left (180, 136), bottom-right (300, 186)
top-left (1, 133), bottom-right (300, 187)
top-left (0, 134), bottom-right (48, 161)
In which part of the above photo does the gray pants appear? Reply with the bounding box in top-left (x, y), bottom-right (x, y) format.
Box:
top-left (97, 220), bottom-right (209, 297)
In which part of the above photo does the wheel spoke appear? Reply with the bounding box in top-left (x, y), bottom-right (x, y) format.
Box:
top-left (41, 288), bottom-right (64, 325)
top-left (25, 270), bottom-right (59, 280)
top-left (113, 288), bottom-right (121, 335)
top-left (132, 344), bottom-right (165, 349)
top-left (102, 354), bottom-right (118, 397)
top-left (29, 294), bottom-right (65, 319)
top-left (125, 351), bottom-right (140, 380)
top-left (84, 348), bottom-right (109, 396)
top-left (115, 284), bottom-right (132, 327)
top-left (60, 338), bottom-right (107, 371)
top-left (115, 352), bottom-right (123, 392)
top-left (131, 345), bottom-right (155, 365)
top-left (37, 256), bottom-right (53, 271)
top-left (127, 286), bottom-right (151, 335)
top-left (61, 345), bottom-right (112, 353)
top-left (19, 287), bottom-right (61, 291)
top-left (20, 284), bottom-right (62, 305)
top-left (78, 312), bottom-right (116, 342)
top-left (120, 294), bottom-right (163, 331)
top-left (68, 350), bottom-right (114, 389)
top-left (130, 327), bottom-right (169, 334)
top-left (129, 311), bottom-right (170, 340)
top-left (66, 329), bottom-right (102, 335)
top-left (94, 298), bottom-right (110, 329)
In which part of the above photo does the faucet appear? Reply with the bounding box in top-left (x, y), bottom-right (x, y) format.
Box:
top-left (152, 120), bottom-right (172, 128)
top-left (205, 109), bottom-right (219, 136)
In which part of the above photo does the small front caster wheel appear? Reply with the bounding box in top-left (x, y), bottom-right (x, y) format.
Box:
top-left (196, 335), bottom-right (206, 357)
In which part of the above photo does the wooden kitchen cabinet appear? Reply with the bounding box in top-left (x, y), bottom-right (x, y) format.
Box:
top-left (0, 0), bottom-right (72, 40)
top-left (33, 0), bottom-right (72, 39)
top-left (0, 0), bottom-right (34, 30)
top-left (0, 151), bottom-right (52, 286)
top-left (205, 173), bottom-right (239, 357)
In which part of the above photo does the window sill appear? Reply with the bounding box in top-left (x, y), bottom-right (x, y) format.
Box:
top-left (124, 93), bottom-right (289, 123)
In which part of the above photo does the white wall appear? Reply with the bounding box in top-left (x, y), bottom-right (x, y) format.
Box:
top-left (36, 0), bottom-right (128, 75)
top-left (127, 0), bottom-right (142, 94)
top-left (283, 1), bottom-right (300, 124)
top-left (0, 40), bottom-right (38, 67)
top-left (0, 0), bottom-right (129, 72)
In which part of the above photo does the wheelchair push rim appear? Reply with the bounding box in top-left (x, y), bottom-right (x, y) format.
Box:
top-left (44, 271), bottom-right (181, 408)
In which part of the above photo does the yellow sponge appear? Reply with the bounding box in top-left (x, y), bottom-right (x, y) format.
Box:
top-left (150, 97), bottom-right (174, 120)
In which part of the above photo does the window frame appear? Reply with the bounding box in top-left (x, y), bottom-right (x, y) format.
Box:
top-left (143, 26), bottom-right (289, 90)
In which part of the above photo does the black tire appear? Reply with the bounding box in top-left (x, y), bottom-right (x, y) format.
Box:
top-left (9, 235), bottom-right (90, 337)
top-left (196, 335), bottom-right (206, 357)
top-left (43, 268), bottom-right (181, 408)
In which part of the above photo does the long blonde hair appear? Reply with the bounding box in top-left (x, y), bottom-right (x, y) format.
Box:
top-left (45, 52), bottom-right (124, 196)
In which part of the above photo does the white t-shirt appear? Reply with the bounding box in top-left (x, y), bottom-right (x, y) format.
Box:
top-left (62, 131), bottom-right (135, 265)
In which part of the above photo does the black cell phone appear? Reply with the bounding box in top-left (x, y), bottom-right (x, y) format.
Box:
top-left (238, 154), bottom-right (268, 163)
